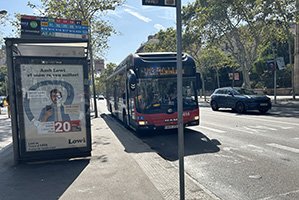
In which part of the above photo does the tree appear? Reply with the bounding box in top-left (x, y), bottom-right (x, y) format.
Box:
top-left (261, 0), bottom-right (296, 97)
top-left (252, 21), bottom-right (293, 89)
top-left (0, 65), bottom-right (7, 96)
top-left (199, 47), bottom-right (239, 88)
top-left (94, 62), bottom-right (116, 95)
top-left (183, 0), bottom-right (266, 89)
top-left (143, 28), bottom-right (177, 52)
top-left (28, 0), bottom-right (125, 57)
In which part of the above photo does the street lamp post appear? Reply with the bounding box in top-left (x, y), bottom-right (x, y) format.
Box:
top-left (5, 76), bottom-right (8, 96)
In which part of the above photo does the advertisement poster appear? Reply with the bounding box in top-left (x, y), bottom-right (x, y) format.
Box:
top-left (21, 64), bottom-right (87, 152)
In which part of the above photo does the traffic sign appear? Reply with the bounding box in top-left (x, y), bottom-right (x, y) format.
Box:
top-left (142, 0), bottom-right (176, 7)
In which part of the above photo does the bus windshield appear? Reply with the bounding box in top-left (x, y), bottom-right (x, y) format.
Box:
top-left (136, 77), bottom-right (198, 114)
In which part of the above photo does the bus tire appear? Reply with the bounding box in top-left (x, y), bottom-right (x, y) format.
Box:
top-left (123, 111), bottom-right (129, 129)
top-left (109, 104), bottom-right (113, 115)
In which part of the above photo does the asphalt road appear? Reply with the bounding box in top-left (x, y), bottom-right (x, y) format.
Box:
top-left (98, 100), bottom-right (299, 200)
top-left (183, 105), bottom-right (299, 200)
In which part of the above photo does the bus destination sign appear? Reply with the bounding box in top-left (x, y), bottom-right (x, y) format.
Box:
top-left (141, 66), bottom-right (185, 77)
top-left (21, 15), bottom-right (89, 39)
top-left (142, 0), bottom-right (176, 7)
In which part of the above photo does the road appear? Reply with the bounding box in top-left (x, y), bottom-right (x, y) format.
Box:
top-left (185, 105), bottom-right (299, 200)
top-left (98, 100), bottom-right (299, 200)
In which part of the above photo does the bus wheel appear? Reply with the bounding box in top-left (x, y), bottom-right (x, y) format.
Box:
top-left (109, 104), bottom-right (113, 116)
top-left (123, 112), bottom-right (129, 129)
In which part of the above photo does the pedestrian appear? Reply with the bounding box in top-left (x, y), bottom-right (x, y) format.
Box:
top-left (6, 94), bottom-right (10, 118)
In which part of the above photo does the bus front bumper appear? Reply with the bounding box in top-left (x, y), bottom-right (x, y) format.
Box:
top-left (136, 119), bottom-right (199, 131)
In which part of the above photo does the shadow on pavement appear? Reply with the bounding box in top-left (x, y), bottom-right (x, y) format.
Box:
top-left (0, 147), bottom-right (89, 200)
top-left (101, 113), bottom-right (220, 162)
top-left (136, 128), bottom-right (221, 161)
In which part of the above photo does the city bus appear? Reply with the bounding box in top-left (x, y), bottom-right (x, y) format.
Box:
top-left (106, 52), bottom-right (200, 132)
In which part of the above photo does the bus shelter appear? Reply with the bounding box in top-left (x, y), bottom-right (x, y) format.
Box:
top-left (5, 37), bottom-right (91, 164)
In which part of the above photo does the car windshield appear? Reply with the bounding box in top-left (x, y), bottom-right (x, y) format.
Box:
top-left (136, 77), bottom-right (198, 114)
top-left (235, 88), bottom-right (256, 95)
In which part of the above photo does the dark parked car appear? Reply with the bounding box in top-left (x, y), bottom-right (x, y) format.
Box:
top-left (210, 87), bottom-right (272, 113)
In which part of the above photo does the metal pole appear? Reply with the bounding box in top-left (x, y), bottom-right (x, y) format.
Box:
top-left (5, 76), bottom-right (8, 96)
top-left (176, 0), bottom-right (185, 199)
top-left (5, 39), bottom-right (19, 165)
top-left (89, 44), bottom-right (98, 118)
top-left (88, 23), bottom-right (98, 118)
top-left (264, 21), bottom-right (277, 104)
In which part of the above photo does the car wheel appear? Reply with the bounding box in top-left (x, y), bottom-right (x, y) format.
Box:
top-left (259, 109), bottom-right (268, 113)
top-left (211, 100), bottom-right (219, 111)
top-left (235, 102), bottom-right (245, 113)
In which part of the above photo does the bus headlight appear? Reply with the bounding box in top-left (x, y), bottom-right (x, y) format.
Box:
top-left (138, 121), bottom-right (148, 125)
top-left (194, 116), bottom-right (199, 120)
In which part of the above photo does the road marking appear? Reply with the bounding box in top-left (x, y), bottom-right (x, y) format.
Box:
top-left (247, 125), bottom-right (277, 131)
top-left (245, 144), bottom-right (264, 153)
top-left (267, 143), bottom-right (299, 154)
top-left (201, 109), bottom-right (299, 127)
top-left (192, 125), bottom-right (226, 133)
top-left (259, 189), bottom-right (299, 200)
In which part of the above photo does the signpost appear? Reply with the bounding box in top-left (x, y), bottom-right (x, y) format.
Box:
top-left (142, 1), bottom-right (185, 199)
top-left (21, 15), bottom-right (89, 39)
top-left (142, 0), bottom-right (176, 7)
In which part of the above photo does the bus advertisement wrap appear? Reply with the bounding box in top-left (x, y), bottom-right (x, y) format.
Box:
top-left (21, 64), bottom-right (87, 152)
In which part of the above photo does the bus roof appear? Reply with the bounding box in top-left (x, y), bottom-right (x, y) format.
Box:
top-left (135, 52), bottom-right (188, 62)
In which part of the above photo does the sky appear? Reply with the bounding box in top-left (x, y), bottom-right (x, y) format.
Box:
top-left (1, 0), bottom-right (191, 65)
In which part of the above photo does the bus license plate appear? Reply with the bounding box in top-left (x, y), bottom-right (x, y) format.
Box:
top-left (165, 125), bottom-right (178, 129)
top-left (260, 103), bottom-right (268, 106)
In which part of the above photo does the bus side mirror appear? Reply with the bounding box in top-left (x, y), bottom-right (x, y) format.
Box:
top-left (129, 73), bottom-right (136, 91)
top-left (196, 73), bottom-right (202, 89)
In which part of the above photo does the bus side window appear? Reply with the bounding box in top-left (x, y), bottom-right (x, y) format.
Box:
top-left (196, 73), bottom-right (202, 89)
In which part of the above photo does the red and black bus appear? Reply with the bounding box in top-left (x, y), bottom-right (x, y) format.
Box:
top-left (106, 52), bottom-right (200, 132)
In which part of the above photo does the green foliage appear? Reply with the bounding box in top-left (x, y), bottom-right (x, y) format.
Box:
top-left (251, 21), bottom-right (293, 89)
top-left (94, 62), bottom-right (116, 95)
top-left (0, 65), bottom-right (8, 96)
top-left (144, 28), bottom-right (177, 52)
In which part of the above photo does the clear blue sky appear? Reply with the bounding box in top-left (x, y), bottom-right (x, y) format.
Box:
top-left (1, 0), bottom-right (191, 65)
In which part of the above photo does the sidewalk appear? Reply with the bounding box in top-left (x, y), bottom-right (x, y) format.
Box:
top-left (0, 115), bottom-right (164, 200)
top-left (0, 109), bottom-right (219, 200)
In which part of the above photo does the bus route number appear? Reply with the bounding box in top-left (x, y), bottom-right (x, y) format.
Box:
top-left (55, 121), bottom-right (71, 133)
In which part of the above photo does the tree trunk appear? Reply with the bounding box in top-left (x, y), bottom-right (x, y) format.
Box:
top-left (242, 63), bottom-right (251, 89)
top-left (216, 68), bottom-right (220, 88)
